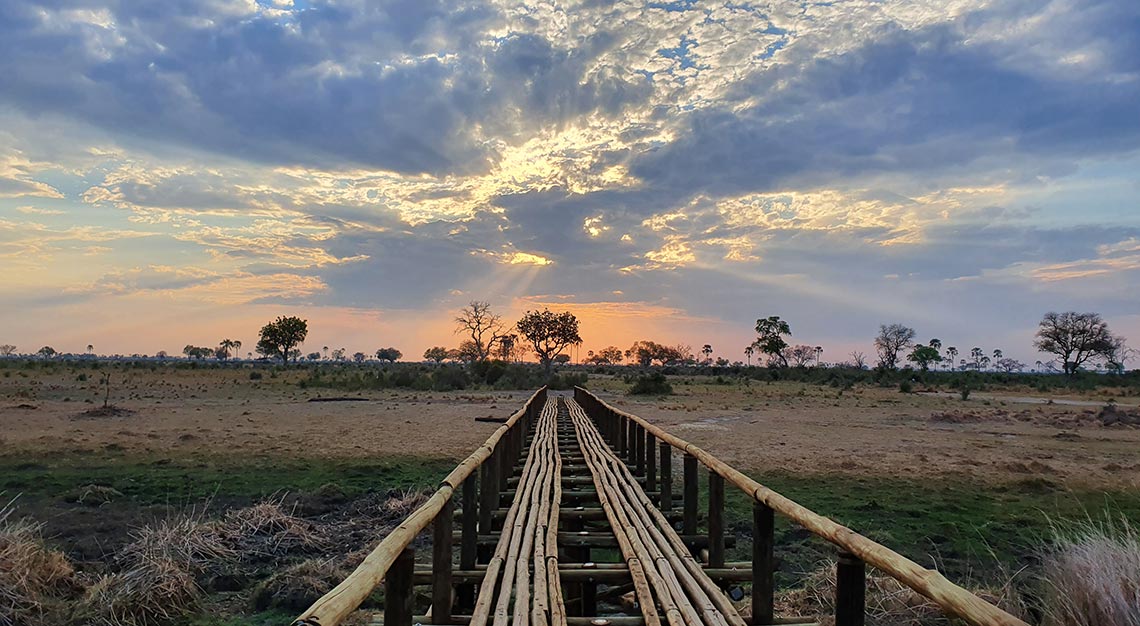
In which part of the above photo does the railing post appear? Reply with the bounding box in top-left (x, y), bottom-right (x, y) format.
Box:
top-left (478, 453), bottom-right (498, 561)
top-left (752, 502), bottom-right (774, 625)
top-left (708, 472), bottom-right (724, 567)
top-left (618, 414), bottom-right (627, 457)
top-left (836, 552), bottom-right (866, 626)
top-left (459, 475), bottom-right (477, 608)
top-left (683, 454), bottom-right (698, 536)
top-left (634, 423), bottom-right (645, 475)
top-left (433, 497), bottom-right (454, 624)
top-left (385, 546), bottom-right (415, 626)
top-left (627, 419), bottom-right (636, 463)
top-left (659, 442), bottom-right (672, 511)
top-left (646, 433), bottom-right (657, 492)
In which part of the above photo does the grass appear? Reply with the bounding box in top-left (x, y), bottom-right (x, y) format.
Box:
top-left (706, 470), bottom-right (1140, 587)
top-left (0, 453), bottom-right (455, 505)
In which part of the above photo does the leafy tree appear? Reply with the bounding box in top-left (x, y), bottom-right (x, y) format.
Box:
top-left (0, 344), bottom-right (16, 357)
top-left (348, 352), bottom-right (363, 363)
top-left (455, 341), bottom-right (482, 364)
top-left (753, 316), bottom-right (792, 367)
top-left (701, 344), bottom-right (713, 365)
top-left (497, 334), bottom-right (518, 361)
top-left (423, 347), bottom-right (450, 363)
top-left (37, 346), bottom-right (57, 358)
top-left (907, 344), bottom-right (942, 372)
top-left (255, 316), bottom-right (309, 364)
top-left (553, 354), bottom-right (571, 365)
top-left (1034, 311), bottom-right (1118, 376)
top-left (455, 301), bottom-right (505, 363)
top-left (597, 346), bottom-right (624, 364)
top-left (874, 323), bottom-right (915, 370)
top-left (331, 348), bottom-right (346, 361)
top-left (183, 345), bottom-right (213, 359)
top-left (994, 357), bottom-right (1025, 373)
top-left (375, 347), bottom-right (403, 362)
top-left (307, 351), bottom-right (322, 361)
top-left (516, 309), bottom-right (582, 374)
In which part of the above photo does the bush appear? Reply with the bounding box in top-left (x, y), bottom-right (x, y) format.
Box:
top-left (629, 372), bottom-right (673, 395)
top-left (898, 380), bottom-right (913, 393)
top-left (249, 371), bottom-right (263, 380)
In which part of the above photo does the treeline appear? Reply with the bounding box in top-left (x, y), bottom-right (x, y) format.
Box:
top-left (300, 361), bottom-right (587, 392)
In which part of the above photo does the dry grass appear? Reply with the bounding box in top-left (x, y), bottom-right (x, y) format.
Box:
top-left (82, 558), bottom-right (200, 626)
top-left (1041, 516), bottom-right (1140, 626)
top-left (250, 558), bottom-right (350, 612)
top-left (0, 499), bottom-right (77, 626)
top-left (217, 498), bottom-right (327, 558)
top-left (380, 488), bottom-right (430, 522)
top-left (118, 512), bottom-right (234, 572)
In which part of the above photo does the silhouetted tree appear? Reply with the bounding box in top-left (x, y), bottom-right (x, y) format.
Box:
top-left (307, 351), bottom-right (322, 361)
top-left (814, 346), bottom-right (823, 366)
top-left (375, 347), bottom-right (402, 362)
top-left (37, 346), bottom-right (57, 358)
top-left (455, 301), bottom-right (505, 363)
top-left (945, 347), bottom-right (959, 371)
top-left (874, 324), bottom-right (915, 370)
top-left (255, 316), bottom-right (308, 364)
top-left (1034, 311), bottom-right (1118, 376)
top-left (701, 344), bottom-right (713, 365)
top-left (183, 345), bottom-right (213, 359)
top-left (786, 345), bottom-right (816, 368)
top-left (353, 352), bottom-right (367, 363)
top-left (331, 348), bottom-right (346, 361)
top-left (907, 344), bottom-right (942, 372)
top-left (217, 338), bottom-right (241, 360)
top-left (754, 316), bottom-right (792, 367)
top-left (423, 347), bottom-right (450, 363)
top-left (743, 344), bottom-right (754, 366)
top-left (0, 344), bottom-right (16, 357)
top-left (517, 309), bottom-right (582, 374)
top-left (849, 351), bottom-right (867, 369)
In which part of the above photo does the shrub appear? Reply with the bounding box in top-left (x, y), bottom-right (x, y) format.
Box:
top-left (249, 371), bottom-right (263, 380)
top-left (898, 380), bottom-right (913, 393)
top-left (629, 372), bottom-right (673, 395)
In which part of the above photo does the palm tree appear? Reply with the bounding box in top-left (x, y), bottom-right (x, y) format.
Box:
top-left (971, 347), bottom-right (984, 369)
top-left (946, 347), bottom-right (958, 371)
top-left (701, 344), bottom-right (713, 365)
top-left (744, 345), bottom-right (754, 366)
top-left (86, 344), bottom-right (94, 355)
top-left (814, 346), bottom-right (823, 367)
top-left (322, 346), bottom-right (329, 360)
top-left (992, 348), bottom-right (1003, 361)
top-left (218, 339), bottom-right (242, 360)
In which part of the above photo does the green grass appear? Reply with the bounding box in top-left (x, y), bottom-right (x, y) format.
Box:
top-left (0, 452), bottom-right (456, 504)
top-left (713, 470), bottom-right (1140, 587)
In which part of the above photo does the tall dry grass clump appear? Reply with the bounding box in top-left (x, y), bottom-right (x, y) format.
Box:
top-left (217, 499), bottom-right (326, 558)
top-left (1040, 516), bottom-right (1140, 626)
top-left (0, 500), bottom-right (78, 626)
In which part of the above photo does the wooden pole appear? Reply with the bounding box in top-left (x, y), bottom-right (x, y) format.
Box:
top-left (646, 433), bottom-right (657, 492)
top-left (433, 497), bottom-right (455, 625)
top-left (386, 547), bottom-right (416, 626)
top-left (683, 453), bottom-right (698, 537)
top-left (634, 423), bottom-right (645, 475)
top-left (479, 451), bottom-right (499, 561)
top-left (836, 552), bottom-right (865, 626)
top-left (708, 472), bottom-right (725, 568)
top-left (460, 475), bottom-right (478, 609)
top-left (660, 442), bottom-right (672, 511)
top-left (752, 503), bottom-right (774, 625)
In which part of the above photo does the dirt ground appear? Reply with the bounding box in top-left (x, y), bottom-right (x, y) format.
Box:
top-left (3, 366), bottom-right (1139, 491)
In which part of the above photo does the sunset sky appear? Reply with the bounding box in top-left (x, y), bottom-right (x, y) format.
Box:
top-left (1, 0), bottom-right (1137, 363)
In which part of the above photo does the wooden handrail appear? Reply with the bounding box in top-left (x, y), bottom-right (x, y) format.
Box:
top-left (573, 387), bottom-right (1028, 626)
top-left (291, 387), bottom-right (548, 626)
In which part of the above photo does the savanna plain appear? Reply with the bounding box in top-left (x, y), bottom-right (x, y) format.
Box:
top-left (3, 361), bottom-right (1139, 625)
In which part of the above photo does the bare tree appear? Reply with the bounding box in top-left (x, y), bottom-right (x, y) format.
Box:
top-left (1034, 311), bottom-right (1117, 376)
top-left (874, 324), bottom-right (916, 370)
top-left (849, 351), bottom-right (867, 369)
top-left (786, 344), bottom-right (816, 368)
top-left (455, 301), bottom-right (505, 363)
top-left (0, 344), bottom-right (16, 357)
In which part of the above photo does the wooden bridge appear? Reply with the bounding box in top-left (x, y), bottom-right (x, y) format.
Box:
top-left (292, 387), bottom-right (1028, 626)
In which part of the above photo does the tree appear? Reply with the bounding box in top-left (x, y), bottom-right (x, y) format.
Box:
top-left (585, 346), bottom-right (624, 365)
top-left (874, 324), bottom-right (915, 370)
top-left (37, 346), bottom-right (57, 359)
top-left (255, 316), bottom-right (309, 364)
top-left (156, 350), bottom-right (168, 359)
top-left (849, 351), bottom-right (867, 369)
top-left (307, 351), bottom-right (322, 361)
top-left (497, 334), bottom-right (518, 362)
top-left (553, 354), bottom-right (572, 365)
top-left (1105, 337), bottom-right (1134, 374)
top-left (424, 347), bottom-right (450, 363)
top-left (754, 316), bottom-right (792, 367)
top-left (994, 357), bottom-right (1025, 373)
top-left (0, 345), bottom-right (16, 357)
top-left (375, 347), bottom-right (403, 362)
top-left (701, 344), bottom-right (713, 365)
top-left (1034, 312), bottom-right (1118, 376)
top-left (945, 347), bottom-right (959, 371)
top-left (183, 345), bottom-right (213, 359)
top-left (331, 348), bottom-right (346, 361)
top-left (743, 345), bottom-right (754, 366)
top-left (455, 301), bottom-right (505, 363)
top-left (455, 341), bottom-right (482, 364)
top-left (970, 347), bottom-right (985, 370)
top-left (351, 352), bottom-right (365, 363)
top-left (516, 309), bottom-right (582, 374)
top-left (86, 344), bottom-right (94, 355)
top-left (907, 344), bottom-right (942, 372)
top-left (786, 345), bottom-right (816, 368)
top-left (814, 346), bottom-right (823, 367)
top-left (217, 338), bottom-right (241, 360)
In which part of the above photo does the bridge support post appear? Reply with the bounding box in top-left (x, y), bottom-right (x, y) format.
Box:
top-left (683, 454), bottom-right (698, 537)
top-left (752, 502), bottom-right (774, 625)
top-left (708, 472), bottom-right (725, 567)
top-left (433, 497), bottom-right (454, 624)
top-left (459, 475), bottom-right (477, 609)
top-left (385, 546), bottom-right (415, 626)
top-left (646, 433), bottom-right (657, 492)
top-left (836, 551), bottom-right (866, 626)
top-left (659, 442), bottom-right (672, 511)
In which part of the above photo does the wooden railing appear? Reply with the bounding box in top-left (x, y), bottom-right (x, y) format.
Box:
top-left (573, 386), bottom-right (1028, 626)
top-left (291, 387), bottom-right (548, 626)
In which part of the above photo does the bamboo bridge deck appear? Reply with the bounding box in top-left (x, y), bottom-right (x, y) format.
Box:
top-left (291, 387), bottom-right (1029, 626)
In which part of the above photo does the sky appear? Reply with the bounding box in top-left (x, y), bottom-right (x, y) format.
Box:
top-left (0, 0), bottom-right (1138, 364)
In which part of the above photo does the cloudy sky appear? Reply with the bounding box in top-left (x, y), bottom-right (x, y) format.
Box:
top-left (1, 0), bottom-right (1137, 363)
